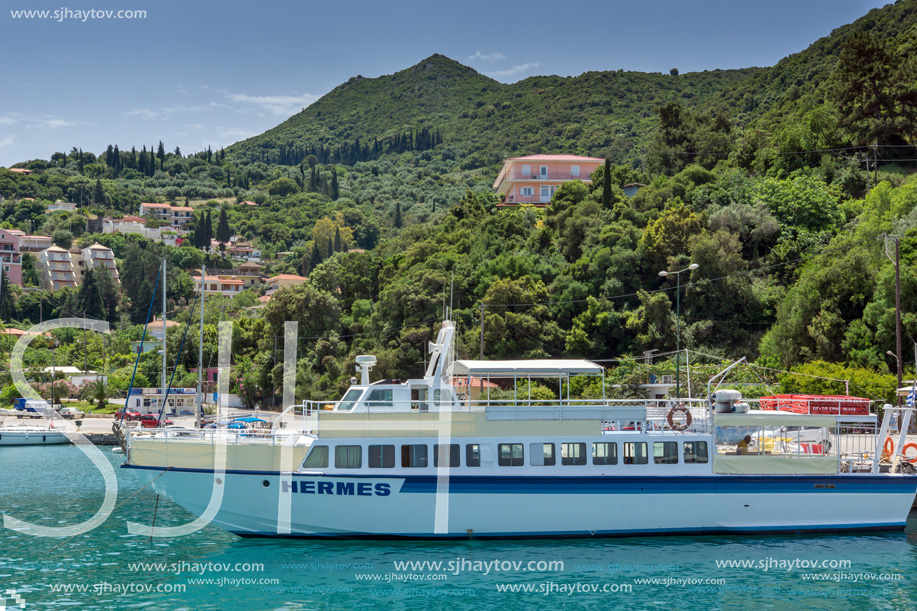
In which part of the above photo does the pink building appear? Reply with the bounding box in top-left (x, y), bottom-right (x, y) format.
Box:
top-left (493, 154), bottom-right (605, 207)
top-left (0, 228), bottom-right (23, 285)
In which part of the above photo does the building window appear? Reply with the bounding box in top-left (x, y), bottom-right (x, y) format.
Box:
top-left (303, 445), bottom-right (329, 468)
top-left (401, 444), bottom-right (428, 468)
top-left (593, 442), bottom-right (617, 465)
top-left (498, 443), bottom-right (524, 466)
top-left (368, 444), bottom-right (395, 468)
top-left (561, 442), bottom-right (587, 465)
top-left (654, 442), bottom-right (679, 464)
top-left (683, 441), bottom-right (708, 464)
top-left (571, 165), bottom-right (580, 177)
top-left (433, 444), bottom-right (461, 467)
top-left (521, 164), bottom-right (531, 176)
top-left (529, 442), bottom-right (555, 466)
top-left (623, 442), bottom-right (648, 465)
top-left (466, 444), bottom-right (481, 467)
top-left (539, 166), bottom-right (548, 178)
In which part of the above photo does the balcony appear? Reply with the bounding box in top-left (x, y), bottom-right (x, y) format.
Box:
top-left (503, 172), bottom-right (591, 181)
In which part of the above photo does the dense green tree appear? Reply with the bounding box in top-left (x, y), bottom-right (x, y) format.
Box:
top-left (216, 209), bottom-right (232, 244)
top-left (20, 253), bottom-right (40, 287)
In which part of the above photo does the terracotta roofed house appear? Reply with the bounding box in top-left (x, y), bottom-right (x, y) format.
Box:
top-left (265, 274), bottom-right (307, 292)
top-left (493, 154), bottom-right (604, 207)
top-left (0, 228), bottom-right (23, 285)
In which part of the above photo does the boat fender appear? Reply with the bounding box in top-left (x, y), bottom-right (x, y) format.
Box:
top-left (667, 406), bottom-right (692, 431)
top-left (901, 443), bottom-right (917, 464)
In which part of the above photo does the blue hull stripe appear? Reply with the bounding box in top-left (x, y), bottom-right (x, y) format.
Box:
top-left (121, 464), bottom-right (917, 494)
top-left (230, 522), bottom-right (907, 540)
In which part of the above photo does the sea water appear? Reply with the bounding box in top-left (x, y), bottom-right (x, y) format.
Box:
top-left (1, 445), bottom-right (915, 610)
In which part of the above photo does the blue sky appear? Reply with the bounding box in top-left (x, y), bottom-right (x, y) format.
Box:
top-left (0, 0), bottom-right (890, 166)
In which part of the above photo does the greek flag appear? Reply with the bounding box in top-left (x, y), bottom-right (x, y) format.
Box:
top-left (907, 379), bottom-right (917, 408)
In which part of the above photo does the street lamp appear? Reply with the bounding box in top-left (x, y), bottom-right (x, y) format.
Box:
top-left (659, 263), bottom-right (699, 398)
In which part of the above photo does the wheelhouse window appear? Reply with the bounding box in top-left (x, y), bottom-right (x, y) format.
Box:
top-left (335, 445), bottom-right (362, 469)
top-left (498, 443), bottom-right (524, 466)
top-left (303, 445), bottom-right (329, 469)
top-left (593, 442), bottom-right (617, 465)
top-left (623, 442), bottom-right (648, 465)
top-left (529, 442), bottom-right (555, 466)
top-left (401, 444), bottom-right (428, 468)
top-left (369, 444), bottom-right (395, 468)
top-left (336, 389), bottom-right (363, 411)
top-left (434, 444), bottom-right (461, 467)
top-left (654, 442), bottom-right (679, 464)
top-left (466, 444), bottom-right (481, 467)
top-left (366, 389), bottom-right (393, 408)
top-left (683, 441), bottom-right (709, 464)
top-left (561, 442), bottom-right (587, 466)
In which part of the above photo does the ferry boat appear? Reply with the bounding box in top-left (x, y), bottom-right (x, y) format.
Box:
top-left (121, 320), bottom-right (917, 538)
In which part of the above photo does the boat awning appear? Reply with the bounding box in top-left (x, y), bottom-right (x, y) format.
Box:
top-left (450, 360), bottom-right (603, 378)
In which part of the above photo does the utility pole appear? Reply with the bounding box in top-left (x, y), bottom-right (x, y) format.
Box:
top-left (874, 141), bottom-right (878, 187)
top-left (161, 259), bottom-right (167, 416)
top-left (196, 264), bottom-right (204, 429)
top-left (866, 153), bottom-right (871, 195)
top-left (83, 310), bottom-right (88, 375)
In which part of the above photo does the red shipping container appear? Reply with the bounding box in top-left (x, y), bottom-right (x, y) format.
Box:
top-left (758, 394), bottom-right (871, 415)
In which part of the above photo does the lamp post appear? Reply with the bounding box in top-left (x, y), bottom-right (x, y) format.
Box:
top-left (659, 263), bottom-right (699, 398)
top-left (50, 337), bottom-right (59, 408)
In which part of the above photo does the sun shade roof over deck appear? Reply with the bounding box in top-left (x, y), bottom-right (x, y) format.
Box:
top-left (450, 360), bottom-right (603, 378)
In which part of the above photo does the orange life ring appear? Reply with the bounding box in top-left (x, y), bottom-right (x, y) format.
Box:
top-left (667, 405), bottom-right (692, 431)
top-left (901, 443), bottom-right (917, 464)
top-left (884, 437), bottom-right (895, 456)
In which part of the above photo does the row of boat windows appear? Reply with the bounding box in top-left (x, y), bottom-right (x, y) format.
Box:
top-left (303, 441), bottom-right (709, 469)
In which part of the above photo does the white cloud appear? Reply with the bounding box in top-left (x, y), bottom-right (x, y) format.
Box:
top-left (216, 127), bottom-right (258, 142)
top-left (125, 108), bottom-right (160, 119)
top-left (467, 51), bottom-right (506, 63)
top-left (187, 123), bottom-right (205, 129)
top-left (124, 102), bottom-right (227, 120)
top-left (0, 116), bottom-right (19, 125)
top-left (225, 92), bottom-right (320, 117)
top-left (489, 62), bottom-right (540, 79)
top-left (0, 135), bottom-right (14, 148)
top-left (37, 118), bottom-right (78, 128)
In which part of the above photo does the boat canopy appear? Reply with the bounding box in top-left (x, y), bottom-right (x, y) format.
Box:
top-left (450, 359), bottom-right (603, 378)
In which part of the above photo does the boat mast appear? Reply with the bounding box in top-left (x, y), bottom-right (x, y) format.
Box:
top-left (161, 258), bottom-right (167, 417)
top-left (197, 264), bottom-right (204, 429)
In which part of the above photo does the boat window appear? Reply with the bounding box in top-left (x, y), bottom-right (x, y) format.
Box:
top-left (401, 444), bottom-right (428, 468)
top-left (336, 389), bottom-right (364, 411)
top-left (366, 389), bottom-right (393, 408)
top-left (593, 442), bottom-right (617, 465)
top-left (498, 443), bottom-right (524, 466)
top-left (561, 442), bottom-right (587, 466)
top-left (434, 444), bottom-right (461, 467)
top-left (623, 442), bottom-right (648, 465)
top-left (335, 445), bottom-right (362, 469)
top-left (654, 442), bottom-right (679, 464)
top-left (369, 444), bottom-right (395, 468)
top-left (302, 445), bottom-right (329, 469)
top-left (466, 444), bottom-right (481, 467)
top-left (683, 441), bottom-right (708, 464)
top-left (529, 443), bottom-right (555, 466)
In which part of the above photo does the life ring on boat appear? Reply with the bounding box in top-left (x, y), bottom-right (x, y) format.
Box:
top-left (884, 437), bottom-right (895, 457)
top-left (667, 405), bottom-right (692, 431)
top-left (901, 443), bottom-right (917, 464)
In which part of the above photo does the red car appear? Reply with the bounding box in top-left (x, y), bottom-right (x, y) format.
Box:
top-left (114, 409), bottom-right (142, 421)
top-left (139, 414), bottom-right (173, 428)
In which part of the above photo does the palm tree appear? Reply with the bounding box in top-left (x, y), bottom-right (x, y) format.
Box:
top-left (80, 378), bottom-right (111, 411)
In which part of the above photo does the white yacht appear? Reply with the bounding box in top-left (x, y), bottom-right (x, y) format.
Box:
top-left (122, 320), bottom-right (917, 538)
top-left (0, 424), bottom-right (70, 446)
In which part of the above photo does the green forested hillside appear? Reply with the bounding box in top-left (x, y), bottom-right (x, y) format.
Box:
top-left (2, 1), bottom-right (917, 408)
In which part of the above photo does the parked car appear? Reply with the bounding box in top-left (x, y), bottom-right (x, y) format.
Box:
top-left (59, 407), bottom-right (85, 419)
top-left (114, 409), bottom-right (142, 421)
top-left (139, 415), bottom-right (174, 428)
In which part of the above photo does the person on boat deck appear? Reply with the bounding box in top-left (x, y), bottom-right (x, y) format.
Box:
top-left (736, 435), bottom-right (754, 455)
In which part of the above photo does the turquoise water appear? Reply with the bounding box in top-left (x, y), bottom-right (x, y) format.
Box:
top-left (1, 445), bottom-right (916, 610)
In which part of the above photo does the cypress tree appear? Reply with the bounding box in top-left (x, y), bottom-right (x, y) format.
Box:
top-left (333, 226), bottom-right (343, 253)
top-left (93, 178), bottom-right (105, 205)
top-left (309, 241), bottom-right (322, 272)
top-left (331, 167), bottom-right (339, 200)
top-left (393, 201), bottom-right (403, 228)
top-left (157, 141), bottom-right (166, 170)
top-left (216, 209), bottom-right (232, 245)
top-left (204, 211), bottom-right (213, 247)
top-left (602, 158), bottom-right (612, 208)
top-left (327, 236), bottom-right (333, 259)
top-left (78, 149), bottom-right (84, 173)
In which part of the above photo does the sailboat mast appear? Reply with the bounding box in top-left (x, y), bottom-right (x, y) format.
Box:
top-left (161, 258), bottom-right (167, 417)
top-left (197, 264), bottom-right (205, 429)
